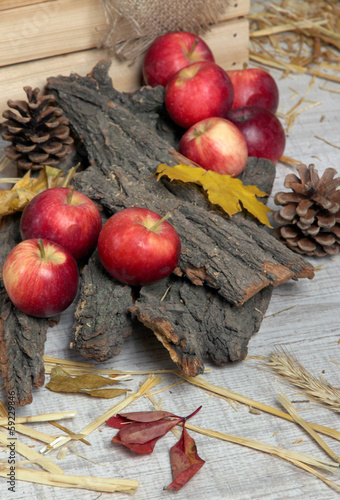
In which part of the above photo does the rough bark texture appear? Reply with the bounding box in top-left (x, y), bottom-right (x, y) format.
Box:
top-left (70, 250), bottom-right (134, 361)
top-left (47, 61), bottom-right (314, 307)
top-left (45, 60), bottom-right (314, 375)
top-left (130, 275), bottom-right (272, 376)
top-left (0, 215), bottom-right (54, 406)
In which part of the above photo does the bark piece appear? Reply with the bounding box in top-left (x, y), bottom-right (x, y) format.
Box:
top-left (45, 60), bottom-right (314, 374)
top-left (47, 61), bottom-right (314, 307)
top-left (0, 215), bottom-right (52, 406)
top-left (130, 275), bottom-right (272, 376)
top-left (70, 251), bottom-right (134, 361)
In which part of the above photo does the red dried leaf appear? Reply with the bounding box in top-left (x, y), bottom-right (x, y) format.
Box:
top-left (106, 410), bottom-right (177, 428)
top-left (112, 433), bottom-right (165, 454)
top-left (109, 417), bottom-right (181, 454)
top-left (165, 425), bottom-right (205, 491)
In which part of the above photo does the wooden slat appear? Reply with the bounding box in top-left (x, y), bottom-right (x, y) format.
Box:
top-left (0, 0), bottom-right (53, 11)
top-left (0, 17), bottom-right (249, 118)
top-left (0, 0), bottom-right (249, 67)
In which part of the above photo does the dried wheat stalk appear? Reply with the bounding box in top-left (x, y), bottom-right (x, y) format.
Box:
top-left (277, 392), bottom-right (340, 463)
top-left (264, 347), bottom-right (340, 413)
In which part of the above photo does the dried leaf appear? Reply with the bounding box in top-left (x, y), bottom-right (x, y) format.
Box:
top-left (156, 163), bottom-right (272, 227)
top-left (107, 408), bottom-right (202, 455)
top-left (107, 410), bottom-right (179, 428)
top-left (165, 425), bottom-right (205, 491)
top-left (0, 165), bottom-right (77, 218)
top-left (46, 366), bottom-right (126, 399)
top-left (108, 415), bottom-right (181, 454)
top-left (79, 388), bottom-right (128, 399)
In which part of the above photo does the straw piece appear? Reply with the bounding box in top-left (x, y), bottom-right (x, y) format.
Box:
top-left (49, 421), bottom-right (91, 446)
top-left (277, 392), bottom-right (340, 463)
top-left (185, 422), bottom-right (339, 472)
top-left (178, 374), bottom-right (340, 441)
top-left (250, 19), bottom-right (328, 38)
top-left (314, 136), bottom-right (340, 150)
top-left (44, 356), bottom-right (200, 376)
top-left (0, 430), bottom-right (64, 474)
top-left (1, 424), bottom-right (56, 444)
top-left (41, 374), bottom-right (162, 454)
top-left (0, 401), bottom-right (8, 418)
top-left (0, 465), bottom-right (138, 493)
top-left (44, 356), bottom-right (96, 369)
top-left (0, 411), bottom-right (77, 426)
top-left (249, 52), bottom-right (340, 84)
top-left (279, 155), bottom-right (305, 167)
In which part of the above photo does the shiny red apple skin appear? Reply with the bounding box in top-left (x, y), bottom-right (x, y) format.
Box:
top-left (227, 105), bottom-right (286, 163)
top-left (227, 68), bottom-right (279, 114)
top-left (20, 187), bottom-right (102, 261)
top-left (97, 207), bottom-right (181, 286)
top-left (3, 238), bottom-right (79, 318)
top-left (143, 31), bottom-right (215, 88)
top-left (165, 61), bottom-right (234, 129)
top-left (179, 117), bottom-right (248, 177)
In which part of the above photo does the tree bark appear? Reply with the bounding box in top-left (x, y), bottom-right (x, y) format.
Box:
top-left (45, 60), bottom-right (314, 375)
top-left (0, 215), bottom-right (55, 406)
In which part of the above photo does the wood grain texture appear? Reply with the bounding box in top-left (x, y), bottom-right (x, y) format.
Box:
top-left (0, 0), bottom-right (249, 65)
top-left (0, 17), bottom-right (249, 117)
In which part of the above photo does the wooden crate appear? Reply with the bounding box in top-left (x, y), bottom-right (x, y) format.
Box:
top-left (0, 0), bottom-right (250, 116)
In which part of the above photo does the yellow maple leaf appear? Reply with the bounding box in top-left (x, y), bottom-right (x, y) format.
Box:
top-left (156, 163), bottom-right (272, 227)
top-left (0, 165), bottom-right (77, 219)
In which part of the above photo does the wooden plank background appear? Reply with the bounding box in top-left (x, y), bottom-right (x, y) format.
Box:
top-left (0, 17), bottom-right (249, 117)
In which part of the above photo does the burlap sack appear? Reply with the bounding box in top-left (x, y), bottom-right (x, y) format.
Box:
top-left (100, 0), bottom-right (230, 61)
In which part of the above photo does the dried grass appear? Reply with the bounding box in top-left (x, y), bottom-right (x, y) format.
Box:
top-left (0, 465), bottom-right (139, 493)
top-left (146, 386), bottom-right (340, 492)
top-left (0, 411), bottom-right (77, 426)
top-left (263, 347), bottom-right (340, 413)
top-left (178, 374), bottom-right (340, 441)
top-left (249, 0), bottom-right (340, 83)
top-left (277, 391), bottom-right (340, 463)
top-left (0, 430), bottom-right (64, 474)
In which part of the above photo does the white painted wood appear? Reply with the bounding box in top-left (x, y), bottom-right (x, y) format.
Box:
top-left (0, 43), bottom-right (339, 500)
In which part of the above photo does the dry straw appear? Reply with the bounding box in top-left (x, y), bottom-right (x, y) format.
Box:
top-left (277, 391), bottom-right (340, 463)
top-left (0, 465), bottom-right (139, 494)
top-left (249, 0), bottom-right (340, 83)
top-left (40, 374), bottom-right (162, 454)
top-left (146, 386), bottom-right (340, 492)
top-left (178, 374), bottom-right (340, 441)
top-left (0, 411), bottom-right (77, 426)
top-left (263, 347), bottom-right (340, 413)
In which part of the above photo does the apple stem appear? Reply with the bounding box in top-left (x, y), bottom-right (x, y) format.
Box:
top-left (188, 38), bottom-right (199, 58)
top-left (66, 185), bottom-right (75, 204)
top-left (149, 212), bottom-right (171, 232)
top-left (38, 238), bottom-right (46, 259)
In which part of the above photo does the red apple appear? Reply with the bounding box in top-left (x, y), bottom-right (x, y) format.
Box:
top-left (97, 207), bottom-right (181, 286)
top-left (165, 61), bottom-right (234, 129)
top-left (143, 31), bottom-right (214, 88)
top-left (3, 238), bottom-right (79, 318)
top-left (227, 68), bottom-right (279, 114)
top-left (227, 105), bottom-right (286, 163)
top-left (20, 187), bottom-right (102, 261)
top-left (179, 117), bottom-right (248, 177)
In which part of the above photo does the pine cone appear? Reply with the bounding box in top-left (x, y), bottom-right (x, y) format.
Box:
top-left (272, 164), bottom-right (340, 257)
top-left (1, 86), bottom-right (73, 171)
